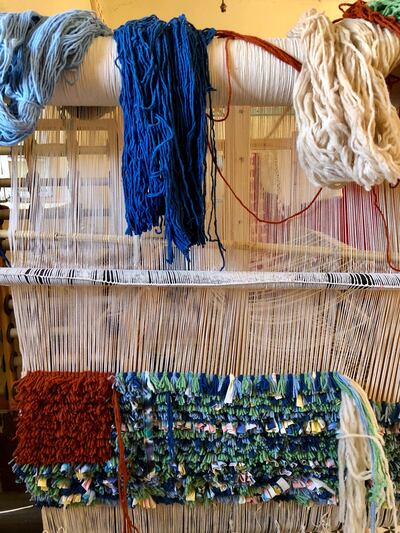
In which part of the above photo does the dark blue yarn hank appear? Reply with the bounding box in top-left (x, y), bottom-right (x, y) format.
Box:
top-left (114, 15), bottom-right (224, 264)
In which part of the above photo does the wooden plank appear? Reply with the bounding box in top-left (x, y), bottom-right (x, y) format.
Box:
top-left (224, 107), bottom-right (251, 254)
top-left (216, 137), bottom-right (294, 152)
top-left (33, 143), bottom-right (109, 156)
top-left (37, 118), bottom-right (115, 131)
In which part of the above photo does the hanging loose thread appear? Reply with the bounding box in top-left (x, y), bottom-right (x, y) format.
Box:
top-left (207, 137), bottom-right (323, 225)
top-left (112, 386), bottom-right (140, 533)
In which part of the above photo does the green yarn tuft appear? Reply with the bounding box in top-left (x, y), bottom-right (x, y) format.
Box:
top-left (369, 0), bottom-right (400, 20)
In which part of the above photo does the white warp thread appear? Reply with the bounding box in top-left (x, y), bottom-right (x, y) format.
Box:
top-left (51, 36), bottom-right (303, 108)
top-left (294, 11), bottom-right (400, 190)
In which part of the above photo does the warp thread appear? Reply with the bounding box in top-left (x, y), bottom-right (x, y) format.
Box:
top-left (0, 10), bottom-right (111, 145)
top-left (114, 15), bottom-right (224, 264)
top-left (213, 26), bottom-right (400, 272)
top-left (209, 31), bottom-right (323, 225)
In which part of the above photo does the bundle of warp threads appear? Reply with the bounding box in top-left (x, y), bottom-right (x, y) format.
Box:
top-left (12, 370), bottom-right (399, 533)
top-left (114, 16), bottom-right (224, 264)
top-left (293, 1), bottom-right (400, 190)
top-left (0, 10), bottom-right (111, 145)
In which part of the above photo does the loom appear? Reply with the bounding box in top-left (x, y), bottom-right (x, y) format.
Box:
top-left (2, 4), bottom-right (400, 533)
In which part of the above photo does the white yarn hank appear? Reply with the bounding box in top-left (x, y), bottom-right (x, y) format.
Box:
top-left (294, 11), bottom-right (400, 190)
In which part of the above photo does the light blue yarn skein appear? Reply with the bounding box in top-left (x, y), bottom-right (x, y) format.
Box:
top-left (0, 10), bottom-right (112, 145)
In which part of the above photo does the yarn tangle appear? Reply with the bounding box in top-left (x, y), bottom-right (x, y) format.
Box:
top-left (114, 16), bottom-right (223, 264)
top-left (0, 10), bottom-right (111, 145)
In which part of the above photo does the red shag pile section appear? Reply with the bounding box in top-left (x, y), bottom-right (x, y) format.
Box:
top-left (14, 371), bottom-right (113, 465)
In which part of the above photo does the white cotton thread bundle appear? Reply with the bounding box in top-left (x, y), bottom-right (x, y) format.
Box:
top-left (50, 36), bottom-right (304, 108)
top-left (294, 11), bottom-right (400, 190)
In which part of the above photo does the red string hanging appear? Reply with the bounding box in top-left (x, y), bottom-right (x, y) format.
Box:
top-left (113, 386), bottom-right (140, 533)
top-left (209, 31), bottom-right (321, 226)
top-left (208, 137), bottom-right (323, 224)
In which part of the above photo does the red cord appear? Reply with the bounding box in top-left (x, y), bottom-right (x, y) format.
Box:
top-left (113, 387), bottom-right (140, 533)
top-left (209, 138), bottom-right (322, 224)
top-left (372, 187), bottom-right (400, 272)
top-left (209, 32), bottom-right (321, 225)
top-left (216, 30), bottom-right (302, 72)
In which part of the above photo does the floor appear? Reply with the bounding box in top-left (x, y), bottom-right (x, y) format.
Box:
top-left (0, 492), bottom-right (42, 533)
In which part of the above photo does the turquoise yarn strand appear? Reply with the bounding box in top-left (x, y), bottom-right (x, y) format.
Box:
top-left (0, 10), bottom-right (111, 145)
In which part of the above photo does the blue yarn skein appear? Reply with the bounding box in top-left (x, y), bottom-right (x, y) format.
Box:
top-left (0, 10), bottom-right (112, 145)
top-left (114, 15), bottom-right (224, 264)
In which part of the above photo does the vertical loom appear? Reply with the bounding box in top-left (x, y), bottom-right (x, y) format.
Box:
top-left (2, 9), bottom-right (400, 533)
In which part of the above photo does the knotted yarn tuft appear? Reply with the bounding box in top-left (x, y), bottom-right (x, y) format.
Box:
top-left (114, 16), bottom-right (224, 264)
top-left (0, 10), bottom-right (112, 146)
